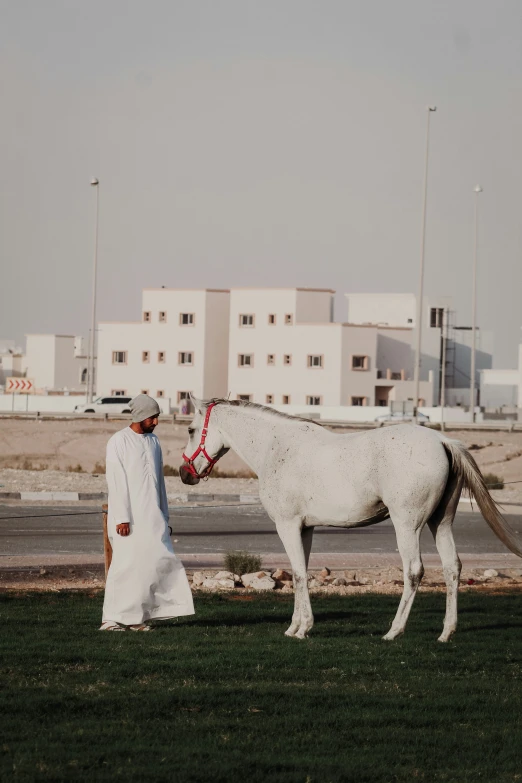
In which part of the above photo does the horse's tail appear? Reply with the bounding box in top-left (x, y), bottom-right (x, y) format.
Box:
top-left (441, 437), bottom-right (522, 558)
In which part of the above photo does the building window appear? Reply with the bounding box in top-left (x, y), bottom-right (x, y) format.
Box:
top-left (238, 354), bottom-right (253, 367)
top-left (112, 389), bottom-right (126, 396)
top-left (285, 314), bottom-right (293, 325)
top-left (80, 367), bottom-right (87, 384)
top-left (239, 314), bottom-right (254, 327)
top-left (158, 351), bottom-right (166, 363)
top-left (112, 351), bottom-right (127, 365)
top-left (180, 313), bottom-right (195, 326)
top-left (407, 318), bottom-right (413, 324)
top-left (177, 391), bottom-right (191, 402)
top-left (157, 390), bottom-right (165, 398)
top-left (143, 311), bottom-right (151, 323)
top-left (267, 354), bottom-right (275, 365)
top-left (237, 394), bottom-right (252, 402)
top-left (378, 400), bottom-right (387, 406)
top-left (282, 395), bottom-right (290, 404)
top-left (307, 355), bottom-right (323, 368)
top-left (351, 396), bottom-right (366, 406)
top-left (306, 396), bottom-right (322, 405)
top-left (159, 311), bottom-right (167, 323)
top-left (141, 389), bottom-right (149, 395)
top-left (266, 394), bottom-right (274, 404)
top-left (351, 355), bottom-right (369, 370)
top-left (283, 354), bottom-right (292, 365)
top-left (142, 351), bottom-right (150, 363)
top-left (268, 314), bottom-right (276, 325)
top-left (178, 352), bottom-right (193, 365)
top-left (430, 308), bottom-right (443, 328)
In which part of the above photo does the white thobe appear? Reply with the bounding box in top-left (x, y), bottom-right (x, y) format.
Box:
top-left (102, 427), bottom-right (194, 625)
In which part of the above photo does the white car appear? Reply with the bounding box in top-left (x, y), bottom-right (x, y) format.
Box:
top-left (74, 396), bottom-right (133, 414)
top-left (374, 411), bottom-right (430, 425)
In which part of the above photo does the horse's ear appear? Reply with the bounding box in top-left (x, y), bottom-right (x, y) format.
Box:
top-left (189, 393), bottom-right (206, 414)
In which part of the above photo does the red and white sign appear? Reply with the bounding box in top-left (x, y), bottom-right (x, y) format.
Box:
top-left (5, 378), bottom-right (34, 394)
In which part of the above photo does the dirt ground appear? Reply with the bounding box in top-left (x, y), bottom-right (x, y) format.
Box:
top-left (0, 418), bottom-right (521, 501)
top-left (2, 564), bottom-right (522, 593)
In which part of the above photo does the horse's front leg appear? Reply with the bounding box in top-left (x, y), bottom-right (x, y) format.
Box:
top-left (276, 519), bottom-right (313, 639)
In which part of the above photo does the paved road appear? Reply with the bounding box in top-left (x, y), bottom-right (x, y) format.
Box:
top-left (1, 504), bottom-right (521, 558)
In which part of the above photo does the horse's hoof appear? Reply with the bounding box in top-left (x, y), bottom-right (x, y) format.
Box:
top-left (382, 630), bottom-right (402, 641)
top-left (437, 633), bottom-right (453, 643)
top-left (285, 627), bottom-right (297, 637)
top-left (295, 630), bottom-right (308, 639)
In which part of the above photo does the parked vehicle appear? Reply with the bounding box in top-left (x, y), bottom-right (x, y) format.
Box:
top-left (374, 411), bottom-right (430, 425)
top-left (74, 396), bottom-right (133, 414)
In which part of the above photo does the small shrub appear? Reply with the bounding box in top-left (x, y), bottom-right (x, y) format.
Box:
top-left (468, 443), bottom-right (483, 451)
top-left (224, 550), bottom-right (262, 576)
top-left (92, 461), bottom-right (106, 475)
top-left (67, 464), bottom-right (84, 473)
top-left (163, 464), bottom-right (179, 477)
top-left (483, 472), bottom-right (504, 490)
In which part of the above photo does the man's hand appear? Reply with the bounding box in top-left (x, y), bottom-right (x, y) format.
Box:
top-left (116, 523), bottom-right (130, 537)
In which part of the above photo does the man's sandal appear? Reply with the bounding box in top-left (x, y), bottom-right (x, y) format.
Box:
top-left (99, 621), bottom-right (125, 632)
top-left (130, 624), bottom-right (153, 632)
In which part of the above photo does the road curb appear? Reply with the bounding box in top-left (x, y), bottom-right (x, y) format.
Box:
top-left (0, 491), bottom-right (261, 504)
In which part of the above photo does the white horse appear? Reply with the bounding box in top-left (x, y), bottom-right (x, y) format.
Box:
top-left (180, 398), bottom-right (522, 641)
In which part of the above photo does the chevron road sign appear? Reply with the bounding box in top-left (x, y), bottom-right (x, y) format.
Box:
top-left (5, 378), bottom-right (34, 394)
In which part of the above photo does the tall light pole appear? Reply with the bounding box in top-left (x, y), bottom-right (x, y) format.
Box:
top-left (470, 185), bottom-right (483, 422)
top-left (413, 106), bottom-right (437, 421)
top-left (87, 178), bottom-right (100, 404)
top-left (440, 307), bottom-right (448, 432)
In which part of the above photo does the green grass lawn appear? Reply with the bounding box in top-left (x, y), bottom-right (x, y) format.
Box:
top-left (1, 591), bottom-right (522, 783)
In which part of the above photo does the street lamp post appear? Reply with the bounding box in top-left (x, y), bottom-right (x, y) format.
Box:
top-left (413, 106), bottom-right (437, 421)
top-left (470, 185), bottom-right (483, 422)
top-left (87, 178), bottom-right (100, 404)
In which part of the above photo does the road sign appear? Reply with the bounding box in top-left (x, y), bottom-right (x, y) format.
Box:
top-left (5, 378), bottom-right (34, 394)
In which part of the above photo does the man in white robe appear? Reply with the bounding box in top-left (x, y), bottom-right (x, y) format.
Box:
top-left (100, 394), bottom-right (194, 631)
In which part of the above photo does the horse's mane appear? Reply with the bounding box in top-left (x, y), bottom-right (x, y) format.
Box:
top-left (205, 398), bottom-right (324, 428)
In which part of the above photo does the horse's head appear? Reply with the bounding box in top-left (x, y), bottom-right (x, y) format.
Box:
top-left (179, 396), bottom-right (229, 484)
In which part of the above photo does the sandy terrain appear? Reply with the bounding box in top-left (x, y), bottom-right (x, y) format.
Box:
top-left (0, 418), bottom-right (521, 501)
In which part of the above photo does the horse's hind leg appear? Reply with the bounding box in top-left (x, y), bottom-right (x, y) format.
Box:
top-left (383, 522), bottom-right (424, 641)
top-left (428, 475), bottom-right (463, 642)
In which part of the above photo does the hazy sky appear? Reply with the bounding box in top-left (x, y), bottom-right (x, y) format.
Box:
top-left (1, 0), bottom-right (521, 366)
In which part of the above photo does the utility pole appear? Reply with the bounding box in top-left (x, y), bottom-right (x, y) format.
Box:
top-left (440, 308), bottom-right (448, 432)
top-left (87, 178), bottom-right (100, 403)
top-left (413, 106), bottom-right (437, 422)
top-left (470, 185), bottom-right (482, 423)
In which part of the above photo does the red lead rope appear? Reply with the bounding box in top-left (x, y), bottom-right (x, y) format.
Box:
top-left (182, 403), bottom-right (220, 479)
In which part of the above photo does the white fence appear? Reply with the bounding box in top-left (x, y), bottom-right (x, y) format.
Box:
top-left (0, 394), bottom-right (171, 415)
top-left (271, 404), bottom-right (475, 424)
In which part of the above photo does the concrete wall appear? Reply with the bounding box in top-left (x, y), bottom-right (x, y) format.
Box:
top-left (295, 289), bottom-right (334, 324)
top-left (22, 335), bottom-right (58, 390)
top-left (340, 326), bottom-right (377, 405)
top-left (346, 293), bottom-right (416, 327)
top-left (203, 291), bottom-right (231, 399)
top-left (54, 336), bottom-right (84, 389)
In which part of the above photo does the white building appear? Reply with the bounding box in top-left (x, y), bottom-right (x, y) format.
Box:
top-left (226, 288), bottom-right (433, 407)
top-left (480, 340), bottom-right (522, 409)
top-left (0, 340), bottom-right (24, 387)
top-left (97, 288), bottom-right (230, 406)
top-left (21, 334), bottom-right (88, 393)
top-left (345, 293), bottom-right (493, 406)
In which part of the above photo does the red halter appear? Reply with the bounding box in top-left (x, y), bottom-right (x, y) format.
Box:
top-left (182, 403), bottom-right (222, 480)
